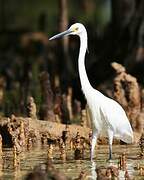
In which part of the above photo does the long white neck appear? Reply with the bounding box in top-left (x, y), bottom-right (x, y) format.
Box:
top-left (78, 30), bottom-right (93, 95)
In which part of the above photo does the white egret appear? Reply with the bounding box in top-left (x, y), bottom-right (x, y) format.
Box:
top-left (49, 23), bottom-right (134, 161)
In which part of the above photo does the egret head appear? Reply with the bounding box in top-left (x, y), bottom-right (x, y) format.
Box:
top-left (69, 23), bottom-right (86, 35)
top-left (49, 23), bottom-right (85, 40)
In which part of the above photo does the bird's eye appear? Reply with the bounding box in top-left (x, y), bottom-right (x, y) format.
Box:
top-left (75, 27), bottom-right (79, 31)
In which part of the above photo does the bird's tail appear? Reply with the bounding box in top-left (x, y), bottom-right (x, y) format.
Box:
top-left (120, 131), bottom-right (134, 144)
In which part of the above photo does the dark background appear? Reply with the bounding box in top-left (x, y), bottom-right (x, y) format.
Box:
top-left (0, 0), bottom-right (144, 117)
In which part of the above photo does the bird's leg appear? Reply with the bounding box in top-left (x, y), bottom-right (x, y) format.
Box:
top-left (109, 144), bottom-right (112, 160)
top-left (90, 131), bottom-right (98, 161)
top-left (108, 130), bottom-right (113, 160)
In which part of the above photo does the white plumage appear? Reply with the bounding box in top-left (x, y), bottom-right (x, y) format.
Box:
top-left (49, 23), bottom-right (134, 161)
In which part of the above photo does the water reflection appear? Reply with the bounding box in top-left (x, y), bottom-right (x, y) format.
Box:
top-left (0, 145), bottom-right (143, 179)
top-left (91, 161), bottom-right (97, 179)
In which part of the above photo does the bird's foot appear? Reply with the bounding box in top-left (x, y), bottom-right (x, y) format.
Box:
top-left (90, 153), bottom-right (96, 162)
top-left (107, 156), bottom-right (113, 162)
top-left (107, 158), bottom-right (113, 163)
top-left (90, 151), bottom-right (94, 162)
top-left (90, 156), bottom-right (94, 162)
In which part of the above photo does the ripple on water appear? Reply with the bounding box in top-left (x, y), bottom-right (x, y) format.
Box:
top-left (0, 145), bottom-right (143, 180)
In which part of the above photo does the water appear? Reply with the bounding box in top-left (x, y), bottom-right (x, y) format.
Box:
top-left (0, 145), bottom-right (144, 179)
